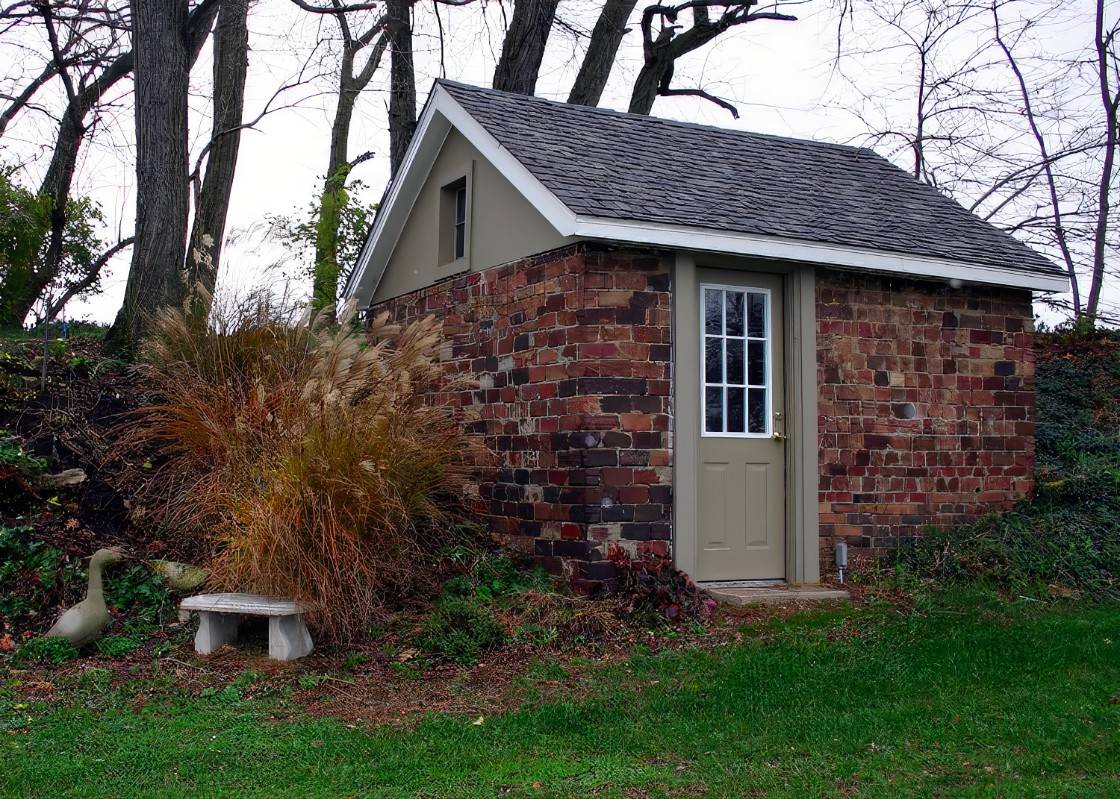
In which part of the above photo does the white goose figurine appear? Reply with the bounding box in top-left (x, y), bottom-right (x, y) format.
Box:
top-left (45, 547), bottom-right (124, 647)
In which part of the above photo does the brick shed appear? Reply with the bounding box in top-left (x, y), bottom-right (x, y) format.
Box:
top-left (344, 81), bottom-right (1067, 589)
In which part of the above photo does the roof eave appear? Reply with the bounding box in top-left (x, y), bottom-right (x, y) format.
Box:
top-left (570, 215), bottom-right (1069, 293)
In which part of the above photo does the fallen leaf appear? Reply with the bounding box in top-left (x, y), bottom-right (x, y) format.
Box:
top-left (471, 716), bottom-right (485, 726)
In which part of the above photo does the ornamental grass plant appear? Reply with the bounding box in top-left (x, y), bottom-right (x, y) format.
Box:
top-left (133, 294), bottom-right (475, 642)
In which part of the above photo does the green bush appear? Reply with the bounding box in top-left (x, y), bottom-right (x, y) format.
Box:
top-left (103, 565), bottom-right (172, 628)
top-left (442, 553), bottom-right (550, 602)
top-left (13, 636), bottom-right (77, 664)
top-left (96, 635), bottom-right (141, 658)
top-left (0, 525), bottom-right (173, 638)
top-left (0, 434), bottom-right (48, 513)
top-left (417, 596), bottom-right (506, 666)
top-left (0, 525), bottom-right (81, 632)
top-left (0, 435), bottom-right (46, 476)
top-left (1034, 333), bottom-right (1120, 473)
top-left (900, 331), bottom-right (1120, 597)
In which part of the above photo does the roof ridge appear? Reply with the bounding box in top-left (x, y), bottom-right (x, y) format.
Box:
top-left (435, 79), bottom-right (881, 159)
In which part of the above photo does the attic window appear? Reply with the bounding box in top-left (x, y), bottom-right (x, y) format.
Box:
top-left (439, 175), bottom-right (470, 267)
top-left (453, 184), bottom-right (466, 258)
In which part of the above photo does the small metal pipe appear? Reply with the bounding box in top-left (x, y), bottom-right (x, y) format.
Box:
top-left (835, 541), bottom-right (848, 585)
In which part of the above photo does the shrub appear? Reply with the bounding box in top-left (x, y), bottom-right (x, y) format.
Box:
top-left (900, 331), bottom-right (1120, 597)
top-left (0, 525), bottom-right (81, 634)
top-left (13, 636), bottom-right (77, 664)
top-left (96, 635), bottom-right (141, 658)
top-left (1034, 331), bottom-right (1120, 475)
top-left (901, 469), bottom-right (1120, 597)
top-left (442, 552), bottom-right (551, 602)
top-left (104, 564), bottom-right (173, 628)
top-left (132, 295), bottom-right (477, 642)
top-left (0, 432), bottom-right (47, 513)
top-left (610, 551), bottom-right (718, 625)
top-left (417, 597), bottom-right (506, 666)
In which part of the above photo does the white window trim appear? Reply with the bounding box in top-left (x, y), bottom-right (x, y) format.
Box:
top-left (699, 283), bottom-right (773, 439)
top-left (345, 82), bottom-right (1070, 307)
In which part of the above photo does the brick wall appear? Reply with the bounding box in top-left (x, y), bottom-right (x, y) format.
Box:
top-left (816, 271), bottom-right (1035, 566)
top-left (370, 243), bottom-right (673, 590)
top-left (375, 251), bottom-right (1037, 585)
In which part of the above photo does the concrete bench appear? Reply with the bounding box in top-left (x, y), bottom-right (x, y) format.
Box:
top-left (180, 593), bottom-right (313, 661)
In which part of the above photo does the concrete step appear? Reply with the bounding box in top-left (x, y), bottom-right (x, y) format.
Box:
top-left (702, 582), bottom-right (850, 606)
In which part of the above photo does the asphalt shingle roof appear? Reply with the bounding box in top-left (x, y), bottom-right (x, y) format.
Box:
top-left (438, 80), bottom-right (1062, 279)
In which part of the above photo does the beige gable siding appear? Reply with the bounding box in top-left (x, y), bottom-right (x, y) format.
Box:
top-left (372, 128), bottom-right (572, 303)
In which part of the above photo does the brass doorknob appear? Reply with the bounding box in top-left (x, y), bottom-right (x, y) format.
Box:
top-left (772, 431), bottom-right (786, 442)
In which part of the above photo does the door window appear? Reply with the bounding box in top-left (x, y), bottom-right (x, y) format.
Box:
top-left (702, 285), bottom-right (770, 436)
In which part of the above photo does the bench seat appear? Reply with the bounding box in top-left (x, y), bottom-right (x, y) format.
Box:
top-left (180, 592), bottom-right (314, 660)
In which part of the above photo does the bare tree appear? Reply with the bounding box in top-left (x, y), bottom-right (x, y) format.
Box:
top-left (314, 5), bottom-right (389, 307)
top-left (628, 0), bottom-right (797, 117)
top-left (840, 0), bottom-right (1118, 325)
top-left (386, 0), bottom-right (416, 176)
top-left (187, 0), bottom-right (252, 312)
top-left (0, 0), bottom-right (218, 328)
top-left (493, 0), bottom-right (560, 94)
top-left (1086, 0), bottom-right (1118, 319)
top-left (106, 0), bottom-right (194, 350)
top-left (568, 0), bottom-right (639, 106)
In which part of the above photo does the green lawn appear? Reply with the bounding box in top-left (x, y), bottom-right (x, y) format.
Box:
top-left (3, 594), bottom-right (1119, 798)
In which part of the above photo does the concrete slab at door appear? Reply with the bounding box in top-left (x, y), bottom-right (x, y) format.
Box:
top-left (695, 270), bottom-right (787, 581)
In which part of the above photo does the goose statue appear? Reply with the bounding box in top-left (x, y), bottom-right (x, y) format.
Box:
top-left (45, 547), bottom-right (125, 647)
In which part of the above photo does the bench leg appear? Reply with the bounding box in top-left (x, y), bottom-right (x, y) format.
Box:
top-left (269, 614), bottom-right (313, 661)
top-left (195, 611), bottom-right (239, 655)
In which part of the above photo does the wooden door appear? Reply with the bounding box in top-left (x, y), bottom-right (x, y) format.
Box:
top-left (695, 270), bottom-right (786, 581)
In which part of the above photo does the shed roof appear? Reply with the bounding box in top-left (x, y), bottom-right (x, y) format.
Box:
top-left (439, 80), bottom-right (1062, 280)
top-left (346, 82), bottom-right (1068, 303)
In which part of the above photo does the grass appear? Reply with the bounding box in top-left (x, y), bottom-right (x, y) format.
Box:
top-left (3, 591), bottom-right (1118, 798)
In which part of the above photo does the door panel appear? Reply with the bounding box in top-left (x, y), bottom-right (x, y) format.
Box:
top-left (696, 270), bottom-right (786, 581)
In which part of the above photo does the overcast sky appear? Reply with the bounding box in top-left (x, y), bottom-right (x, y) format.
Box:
top-left (0, 0), bottom-right (1109, 324)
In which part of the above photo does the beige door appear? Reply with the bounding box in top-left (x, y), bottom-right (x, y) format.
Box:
top-left (696, 270), bottom-right (786, 581)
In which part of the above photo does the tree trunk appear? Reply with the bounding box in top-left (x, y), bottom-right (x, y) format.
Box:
top-left (567, 0), bottom-right (637, 106)
top-left (1086, 0), bottom-right (1117, 320)
top-left (2, 0), bottom-right (218, 329)
top-left (106, 0), bottom-right (193, 352)
top-left (628, 58), bottom-right (668, 115)
top-left (313, 50), bottom-right (359, 309)
top-left (386, 0), bottom-right (415, 178)
top-left (493, 0), bottom-right (559, 95)
top-left (313, 17), bottom-right (388, 310)
top-left (187, 0), bottom-right (251, 314)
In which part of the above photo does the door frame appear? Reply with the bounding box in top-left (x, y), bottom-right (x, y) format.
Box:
top-left (672, 251), bottom-right (820, 584)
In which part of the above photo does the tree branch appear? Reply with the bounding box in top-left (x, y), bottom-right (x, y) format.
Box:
top-left (46, 235), bottom-right (135, 322)
top-left (660, 85), bottom-right (739, 117)
top-left (0, 61), bottom-right (56, 136)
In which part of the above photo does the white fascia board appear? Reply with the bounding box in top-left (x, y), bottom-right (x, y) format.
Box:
top-left (571, 215), bottom-right (1069, 293)
top-left (433, 89), bottom-right (578, 236)
top-left (347, 96), bottom-right (450, 305)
